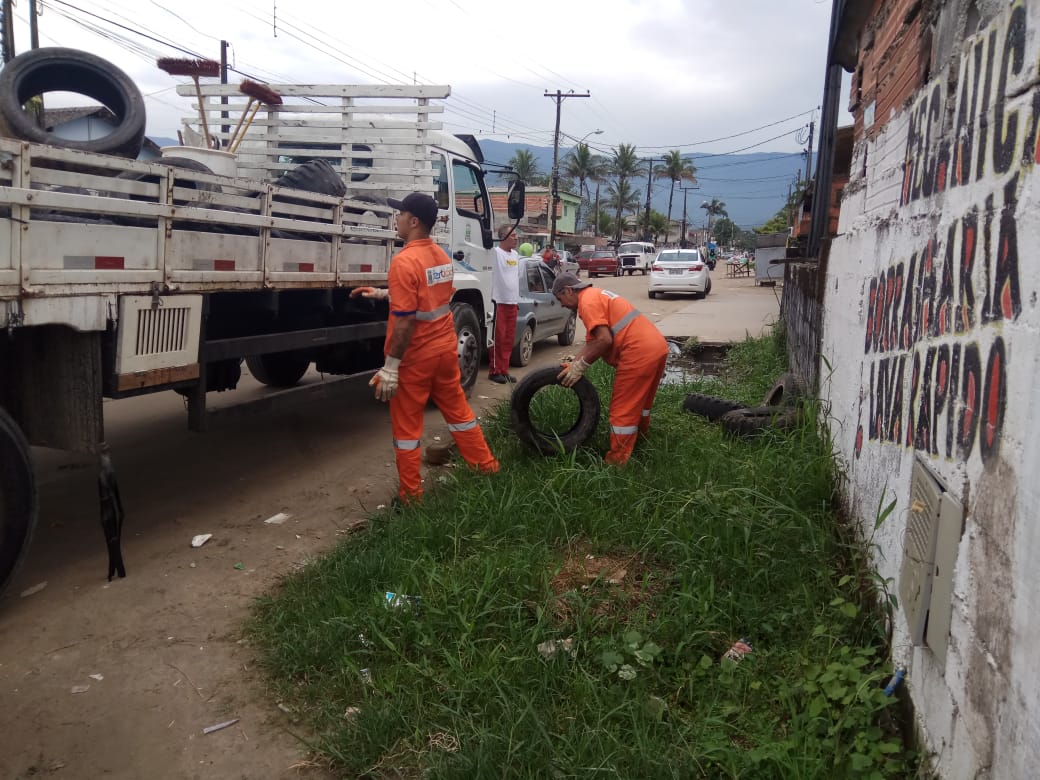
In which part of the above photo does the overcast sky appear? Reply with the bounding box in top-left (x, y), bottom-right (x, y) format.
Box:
top-left (15, 0), bottom-right (845, 159)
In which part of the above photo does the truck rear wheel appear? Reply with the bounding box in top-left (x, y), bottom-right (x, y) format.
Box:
top-left (245, 352), bottom-right (310, 387)
top-left (451, 302), bottom-right (481, 395)
top-left (0, 408), bottom-right (37, 597)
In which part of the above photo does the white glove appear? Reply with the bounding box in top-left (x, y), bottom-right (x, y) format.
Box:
top-left (351, 286), bottom-right (390, 301)
top-left (370, 356), bottom-right (401, 401)
top-left (557, 357), bottom-right (589, 387)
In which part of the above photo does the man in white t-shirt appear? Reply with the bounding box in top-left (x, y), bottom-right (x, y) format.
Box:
top-left (489, 224), bottom-right (521, 383)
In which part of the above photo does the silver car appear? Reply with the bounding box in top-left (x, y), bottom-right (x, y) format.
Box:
top-left (647, 248), bottom-right (712, 299)
top-left (509, 260), bottom-right (578, 366)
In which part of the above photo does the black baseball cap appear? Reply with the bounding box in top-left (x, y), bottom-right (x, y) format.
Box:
top-left (387, 192), bottom-right (439, 230)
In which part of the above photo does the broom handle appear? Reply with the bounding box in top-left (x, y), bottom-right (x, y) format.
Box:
top-left (192, 77), bottom-right (212, 149)
top-left (226, 98), bottom-right (256, 151)
top-left (229, 102), bottom-right (263, 154)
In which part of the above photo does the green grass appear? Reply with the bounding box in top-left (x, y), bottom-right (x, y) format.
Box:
top-left (248, 331), bottom-right (914, 779)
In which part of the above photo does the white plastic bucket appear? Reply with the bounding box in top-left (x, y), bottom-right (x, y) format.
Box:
top-left (159, 146), bottom-right (237, 178)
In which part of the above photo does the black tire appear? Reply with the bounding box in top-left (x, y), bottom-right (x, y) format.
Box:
top-left (0, 47), bottom-right (145, 158)
top-left (119, 156), bottom-right (220, 194)
top-left (245, 352), bottom-right (310, 387)
top-left (510, 323), bottom-right (535, 367)
top-left (558, 312), bottom-right (576, 347)
top-left (762, 372), bottom-right (808, 407)
top-left (648, 290), bottom-right (657, 299)
top-left (510, 366), bottom-right (601, 455)
top-left (720, 405), bottom-right (801, 438)
top-left (0, 407), bottom-right (37, 597)
top-left (705, 278), bottom-right (712, 296)
top-left (273, 159), bottom-right (346, 197)
top-left (451, 302), bottom-right (481, 395)
top-left (682, 393), bottom-right (746, 421)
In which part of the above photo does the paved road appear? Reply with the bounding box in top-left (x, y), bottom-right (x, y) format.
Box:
top-left (0, 268), bottom-right (781, 779)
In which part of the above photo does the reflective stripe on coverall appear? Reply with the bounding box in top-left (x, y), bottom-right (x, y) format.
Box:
top-left (387, 238), bottom-right (499, 501)
top-left (576, 288), bottom-right (669, 466)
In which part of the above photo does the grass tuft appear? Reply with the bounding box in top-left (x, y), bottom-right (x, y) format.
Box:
top-left (248, 331), bottom-right (915, 778)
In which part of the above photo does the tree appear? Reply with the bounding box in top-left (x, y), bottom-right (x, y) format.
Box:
top-left (700, 197), bottom-right (728, 237)
top-left (647, 210), bottom-right (670, 242)
top-left (757, 182), bottom-right (806, 233)
top-left (604, 178), bottom-right (641, 237)
top-left (595, 210), bottom-right (613, 237)
top-left (713, 217), bottom-right (738, 246)
top-left (609, 143), bottom-right (646, 241)
top-left (562, 142), bottom-right (608, 232)
top-left (654, 150), bottom-right (697, 234)
top-left (508, 149), bottom-right (540, 184)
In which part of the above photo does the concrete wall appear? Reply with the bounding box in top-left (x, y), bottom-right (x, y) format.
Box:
top-left (821, 2), bottom-right (1040, 776)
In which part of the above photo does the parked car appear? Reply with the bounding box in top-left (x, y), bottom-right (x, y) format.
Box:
top-left (576, 249), bottom-right (595, 272)
top-left (558, 250), bottom-right (580, 276)
top-left (647, 248), bottom-right (712, 299)
top-left (511, 260), bottom-right (578, 366)
top-left (585, 249), bottom-right (619, 278)
top-left (616, 241), bottom-right (656, 275)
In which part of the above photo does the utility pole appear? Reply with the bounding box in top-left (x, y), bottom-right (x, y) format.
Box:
top-left (1, 0), bottom-right (15, 63)
top-left (545, 89), bottom-right (590, 247)
top-left (680, 185), bottom-right (699, 248)
top-left (28, 0), bottom-right (39, 49)
top-left (642, 158), bottom-right (656, 242)
top-left (804, 119), bottom-right (815, 183)
top-left (220, 40), bottom-right (230, 140)
top-left (593, 182), bottom-right (601, 238)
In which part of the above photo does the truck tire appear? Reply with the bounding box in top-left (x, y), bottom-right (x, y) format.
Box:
top-left (762, 372), bottom-right (808, 407)
top-left (558, 312), bottom-right (576, 346)
top-left (510, 366), bottom-right (601, 456)
top-left (510, 323), bottom-right (535, 367)
top-left (682, 393), bottom-right (746, 421)
top-left (451, 302), bottom-right (481, 395)
top-left (719, 405), bottom-right (801, 438)
top-left (0, 47), bottom-right (146, 159)
top-left (245, 352), bottom-right (310, 387)
top-left (0, 407), bottom-right (37, 597)
top-left (273, 159), bottom-right (346, 197)
top-left (120, 156), bottom-right (220, 193)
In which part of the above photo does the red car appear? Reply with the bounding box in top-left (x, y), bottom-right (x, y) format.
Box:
top-left (584, 250), bottom-right (618, 278)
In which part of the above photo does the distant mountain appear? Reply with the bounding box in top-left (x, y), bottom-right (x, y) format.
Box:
top-left (477, 139), bottom-right (803, 230)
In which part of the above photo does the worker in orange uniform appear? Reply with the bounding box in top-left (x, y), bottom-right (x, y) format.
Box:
top-left (351, 192), bottom-right (499, 502)
top-left (551, 272), bottom-right (669, 466)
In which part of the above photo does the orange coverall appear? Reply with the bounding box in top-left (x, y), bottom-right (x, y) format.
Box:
top-left (575, 288), bottom-right (669, 465)
top-left (386, 238), bottom-right (498, 501)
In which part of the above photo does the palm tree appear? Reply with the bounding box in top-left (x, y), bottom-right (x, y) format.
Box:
top-left (647, 210), bottom-right (670, 242)
top-left (562, 143), bottom-right (608, 233)
top-left (654, 150), bottom-right (697, 239)
top-left (700, 197), bottom-right (728, 237)
top-left (508, 149), bottom-right (540, 184)
top-left (609, 143), bottom-right (645, 240)
top-left (604, 179), bottom-right (641, 237)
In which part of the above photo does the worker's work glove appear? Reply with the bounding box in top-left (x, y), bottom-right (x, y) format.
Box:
top-left (370, 356), bottom-right (401, 402)
top-left (557, 357), bottom-right (589, 388)
top-left (351, 286), bottom-right (390, 301)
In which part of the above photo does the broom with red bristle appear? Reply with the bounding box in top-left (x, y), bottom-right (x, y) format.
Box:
top-left (227, 80), bottom-right (283, 153)
top-left (157, 57), bottom-right (221, 148)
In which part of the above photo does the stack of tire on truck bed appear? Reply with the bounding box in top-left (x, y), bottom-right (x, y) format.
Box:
top-left (682, 372), bottom-right (808, 437)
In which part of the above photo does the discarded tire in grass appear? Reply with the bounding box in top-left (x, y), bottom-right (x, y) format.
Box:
top-left (510, 366), bottom-right (601, 455)
top-left (720, 405), bottom-right (801, 438)
top-left (761, 372), bottom-right (808, 407)
top-left (681, 393), bottom-right (746, 421)
top-left (0, 47), bottom-right (146, 158)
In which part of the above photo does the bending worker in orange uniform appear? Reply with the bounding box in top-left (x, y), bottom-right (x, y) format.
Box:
top-left (352, 192), bottom-right (499, 502)
top-left (551, 272), bottom-right (669, 466)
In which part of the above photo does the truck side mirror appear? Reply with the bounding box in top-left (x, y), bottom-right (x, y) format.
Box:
top-left (507, 180), bottom-right (526, 220)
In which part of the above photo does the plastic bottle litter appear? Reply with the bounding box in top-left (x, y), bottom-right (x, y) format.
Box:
top-left (884, 668), bottom-right (906, 696)
top-left (385, 591), bottom-right (422, 615)
top-left (359, 668), bottom-right (373, 685)
top-left (722, 638), bottom-right (754, 663)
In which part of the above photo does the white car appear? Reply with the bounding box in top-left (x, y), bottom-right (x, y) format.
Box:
top-left (648, 248), bottom-right (712, 299)
top-left (616, 241), bottom-right (656, 275)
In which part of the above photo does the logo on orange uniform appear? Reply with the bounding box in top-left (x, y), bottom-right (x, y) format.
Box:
top-left (426, 263), bottom-right (454, 286)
